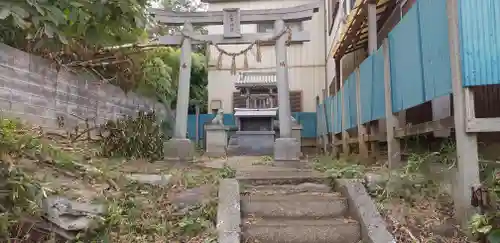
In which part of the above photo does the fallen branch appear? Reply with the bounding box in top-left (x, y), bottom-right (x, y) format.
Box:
top-left (107, 178), bottom-right (120, 191)
top-left (387, 215), bottom-right (420, 243)
top-left (44, 131), bottom-right (68, 139)
top-left (71, 127), bottom-right (100, 142)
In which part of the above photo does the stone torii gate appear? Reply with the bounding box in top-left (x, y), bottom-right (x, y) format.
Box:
top-left (151, 3), bottom-right (320, 161)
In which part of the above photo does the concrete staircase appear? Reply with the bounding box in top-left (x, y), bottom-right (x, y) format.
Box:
top-left (238, 170), bottom-right (361, 243)
top-left (217, 165), bottom-right (395, 243)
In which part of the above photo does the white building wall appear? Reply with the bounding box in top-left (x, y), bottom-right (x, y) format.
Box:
top-left (205, 0), bottom-right (326, 112)
top-left (325, 0), bottom-right (366, 90)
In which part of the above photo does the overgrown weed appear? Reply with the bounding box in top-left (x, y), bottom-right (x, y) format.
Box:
top-left (0, 116), bottom-right (223, 242)
top-left (313, 141), bottom-right (468, 242)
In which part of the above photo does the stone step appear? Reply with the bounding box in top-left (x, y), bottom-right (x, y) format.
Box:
top-left (236, 168), bottom-right (328, 185)
top-left (243, 182), bottom-right (332, 195)
top-left (241, 193), bottom-right (347, 218)
top-left (242, 218), bottom-right (361, 243)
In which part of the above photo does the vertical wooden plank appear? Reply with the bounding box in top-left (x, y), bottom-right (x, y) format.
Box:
top-left (432, 95), bottom-right (452, 137)
top-left (369, 122), bottom-right (381, 158)
top-left (331, 58), bottom-right (341, 157)
top-left (446, 0), bottom-right (480, 225)
top-left (367, 5), bottom-right (381, 158)
top-left (382, 39), bottom-right (401, 168)
top-left (355, 69), bottom-right (369, 158)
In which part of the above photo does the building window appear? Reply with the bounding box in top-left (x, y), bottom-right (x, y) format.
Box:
top-left (257, 22), bottom-right (303, 33)
top-left (328, 0), bottom-right (340, 35)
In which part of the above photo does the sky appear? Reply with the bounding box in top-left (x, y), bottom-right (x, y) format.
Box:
top-left (150, 0), bottom-right (206, 9)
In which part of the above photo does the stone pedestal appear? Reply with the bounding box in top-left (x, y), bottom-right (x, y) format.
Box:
top-left (163, 138), bottom-right (195, 161)
top-left (205, 125), bottom-right (228, 157)
top-left (292, 124), bottom-right (302, 148)
top-left (274, 137), bottom-right (301, 161)
top-left (232, 131), bottom-right (275, 156)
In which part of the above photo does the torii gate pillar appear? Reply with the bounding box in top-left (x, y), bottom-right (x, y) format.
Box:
top-left (163, 23), bottom-right (196, 161)
top-left (273, 19), bottom-right (301, 161)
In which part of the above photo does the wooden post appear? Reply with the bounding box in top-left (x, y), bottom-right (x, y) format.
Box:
top-left (432, 95), bottom-right (452, 137)
top-left (382, 39), bottom-right (401, 168)
top-left (368, 0), bottom-right (381, 158)
top-left (173, 22), bottom-right (193, 139)
top-left (332, 58), bottom-right (341, 157)
top-left (323, 106), bottom-right (329, 153)
top-left (446, 0), bottom-right (480, 224)
top-left (356, 69), bottom-right (369, 158)
top-left (341, 85), bottom-right (350, 155)
top-left (367, 1), bottom-right (377, 53)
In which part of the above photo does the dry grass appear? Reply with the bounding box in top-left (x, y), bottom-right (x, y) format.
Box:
top-left (0, 118), bottom-right (231, 242)
top-left (313, 150), bottom-right (471, 243)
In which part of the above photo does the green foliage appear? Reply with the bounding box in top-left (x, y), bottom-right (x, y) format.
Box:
top-left (137, 47), bottom-right (208, 114)
top-left (0, 0), bottom-right (150, 49)
top-left (314, 156), bottom-right (365, 179)
top-left (100, 111), bottom-right (165, 160)
top-left (218, 163), bottom-right (236, 179)
top-left (0, 163), bottom-right (47, 239)
top-left (0, 118), bottom-right (47, 239)
top-left (468, 167), bottom-right (500, 242)
top-left (489, 229), bottom-right (500, 243)
top-left (1, 0), bottom-right (209, 115)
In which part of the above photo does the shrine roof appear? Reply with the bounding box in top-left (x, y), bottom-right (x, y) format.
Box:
top-left (235, 71), bottom-right (277, 88)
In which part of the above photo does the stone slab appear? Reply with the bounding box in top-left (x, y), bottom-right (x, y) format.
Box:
top-left (163, 138), bottom-right (195, 161)
top-left (243, 183), bottom-right (332, 195)
top-left (125, 174), bottom-right (172, 186)
top-left (41, 196), bottom-right (105, 231)
top-left (274, 137), bottom-right (301, 161)
top-left (217, 179), bottom-right (241, 243)
top-left (336, 179), bottom-right (396, 243)
top-left (236, 170), bottom-right (328, 186)
top-left (242, 218), bottom-right (361, 243)
top-left (241, 193), bottom-right (348, 218)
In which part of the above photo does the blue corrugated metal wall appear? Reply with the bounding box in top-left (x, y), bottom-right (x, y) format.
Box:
top-left (187, 114), bottom-right (235, 140)
top-left (388, 1), bottom-right (453, 112)
top-left (348, 73), bottom-right (358, 129)
top-left (419, 0), bottom-right (452, 99)
top-left (187, 112), bottom-right (318, 140)
top-left (293, 112), bottom-right (317, 138)
top-left (325, 97), bottom-right (333, 133)
top-left (333, 91), bottom-right (343, 133)
top-left (359, 55), bottom-right (373, 124)
top-left (389, 5), bottom-right (425, 113)
top-left (316, 105), bottom-right (327, 136)
top-left (358, 47), bottom-right (386, 124)
top-left (459, 0), bottom-right (500, 86)
top-left (372, 47), bottom-right (386, 121)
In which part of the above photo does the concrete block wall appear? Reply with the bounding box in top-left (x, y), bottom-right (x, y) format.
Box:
top-left (0, 43), bottom-right (167, 130)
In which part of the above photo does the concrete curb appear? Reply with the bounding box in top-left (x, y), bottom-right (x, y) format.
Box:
top-left (217, 179), bottom-right (241, 243)
top-left (336, 179), bottom-right (396, 243)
